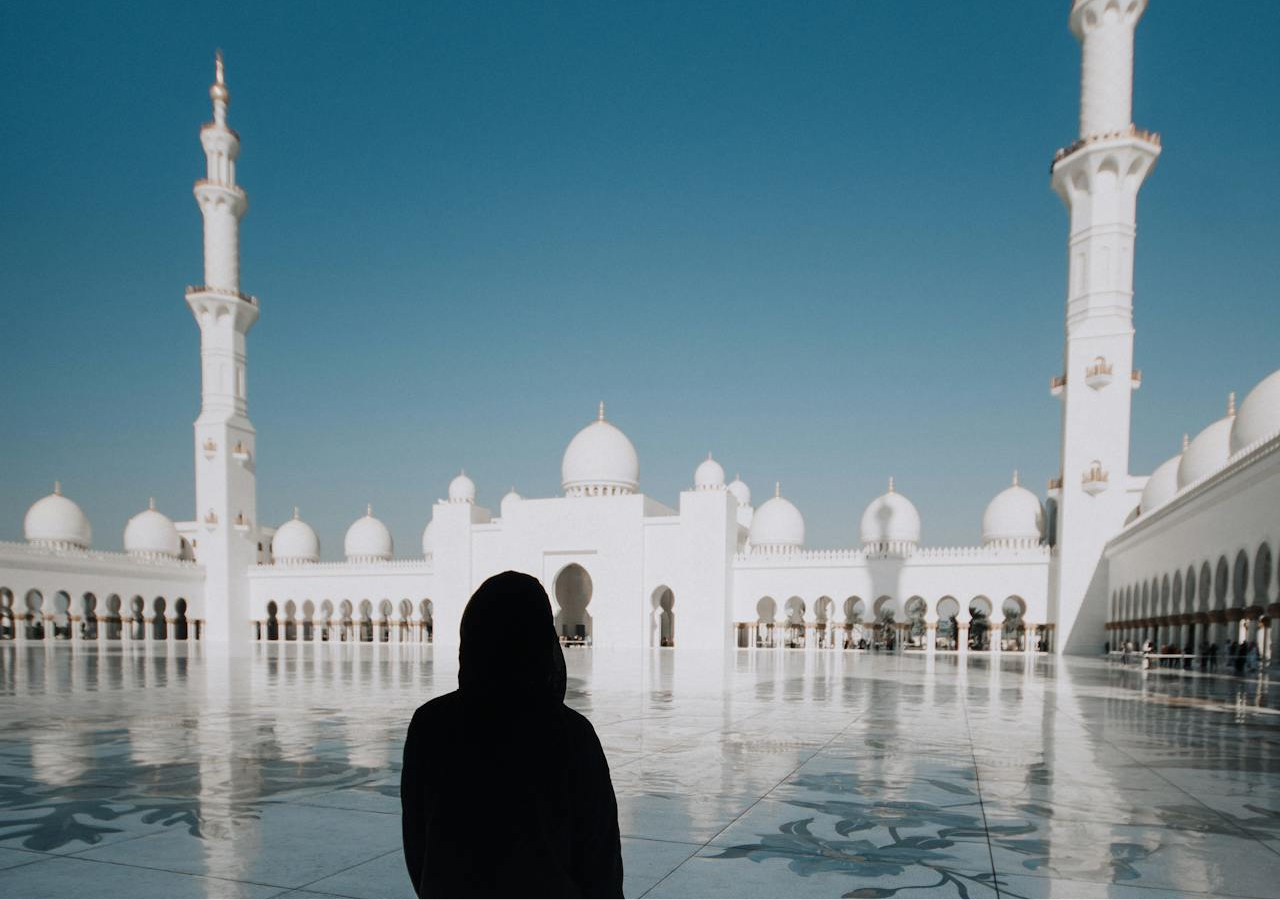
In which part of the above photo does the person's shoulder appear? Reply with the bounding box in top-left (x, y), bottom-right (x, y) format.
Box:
top-left (408, 690), bottom-right (462, 732)
top-left (558, 704), bottom-right (605, 746)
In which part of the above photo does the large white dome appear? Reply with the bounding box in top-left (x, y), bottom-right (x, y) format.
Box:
top-left (448, 470), bottom-right (476, 504)
top-left (24, 483), bottom-right (91, 549)
top-left (727, 474), bottom-right (751, 508)
top-left (694, 453), bottom-right (725, 490)
top-left (1177, 397), bottom-right (1235, 490)
top-left (345, 505), bottom-right (393, 562)
top-left (749, 484), bottom-right (804, 552)
top-left (1230, 370), bottom-right (1280, 456)
top-left (1140, 452), bottom-right (1182, 516)
top-left (421, 518), bottom-right (436, 556)
top-left (561, 403), bottom-right (639, 497)
top-left (273, 508), bottom-right (320, 563)
top-left (123, 499), bottom-right (181, 558)
top-left (860, 479), bottom-right (921, 549)
top-left (981, 473), bottom-right (1044, 546)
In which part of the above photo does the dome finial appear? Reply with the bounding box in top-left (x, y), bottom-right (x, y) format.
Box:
top-left (888, 476), bottom-right (895, 494)
top-left (53, 480), bottom-right (62, 496)
top-left (707, 451), bottom-right (713, 460)
top-left (774, 481), bottom-right (781, 499)
top-left (1182, 432), bottom-right (1190, 451)
top-left (215, 49), bottom-right (225, 85)
top-left (148, 497), bottom-right (157, 511)
top-left (366, 503), bottom-right (373, 516)
top-left (597, 400), bottom-right (606, 422)
top-left (292, 506), bottom-right (300, 520)
top-left (1227, 391), bottom-right (1236, 417)
top-left (1012, 470), bottom-right (1020, 487)
top-left (209, 50), bottom-right (230, 123)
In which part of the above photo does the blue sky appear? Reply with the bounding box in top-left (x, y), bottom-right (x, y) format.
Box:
top-left (3, 0), bottom-right (1278, 554)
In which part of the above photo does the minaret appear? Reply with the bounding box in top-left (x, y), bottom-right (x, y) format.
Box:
top-left (1050, 0), bottom-right (1159, 654)
top-left (186, 52), bottom-right (261, 645)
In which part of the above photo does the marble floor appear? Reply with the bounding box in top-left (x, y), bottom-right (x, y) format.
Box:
top-left (0, 645), bottom-right (1278, 899)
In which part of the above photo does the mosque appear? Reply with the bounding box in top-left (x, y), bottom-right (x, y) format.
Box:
top-left (2, 0), bottom-right (1278, 664)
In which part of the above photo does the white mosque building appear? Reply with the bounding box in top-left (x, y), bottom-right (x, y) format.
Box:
top-left (2, 0), bottom-right (1278, 664)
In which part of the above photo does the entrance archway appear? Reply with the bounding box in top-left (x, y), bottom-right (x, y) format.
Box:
top-left (650, 586), bottom-right (674, 647)
top-left (554, 564), bottom-right (593, 643)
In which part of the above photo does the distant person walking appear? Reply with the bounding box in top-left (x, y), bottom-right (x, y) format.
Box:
top-left (401, 571), bottom-right (624, 898)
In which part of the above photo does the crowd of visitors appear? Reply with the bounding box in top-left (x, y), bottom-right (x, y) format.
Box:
top-left (1107, 638), bottom-right (1265, 674)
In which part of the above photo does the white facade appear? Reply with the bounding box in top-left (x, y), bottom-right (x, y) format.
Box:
top-left (2, 3), bottom-right (1276, 665)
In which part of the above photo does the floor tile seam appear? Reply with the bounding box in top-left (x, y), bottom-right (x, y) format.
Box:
top-left (998, 870), bottom-right (1263, 900)
top-left (25, 847), bottom-right (301, 891)
top-left (620, 834), bottom-right (705, 849)
top-left (1021, 678), bottom-right (1280, 858)
top-left (639, 703), bottom-right (872, 897)
top-left (287, 846), bottom-right (404, 894)
top-left (959, 695), bottom-right (1001, 899)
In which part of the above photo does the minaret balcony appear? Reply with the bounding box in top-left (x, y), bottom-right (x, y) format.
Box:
top-left (1082, 462), bottom-right (1109, 496)
top-left (1131, 368), bottom-right (1142, 391)
top-left (186, 285), bottom-right (257, 307)
top-left (1084, 358), bottom-right (1114, 390)
top-left (232, 442), bottom-right (252, 464)
top-left (1051, 124), bottom-right (1162, 169)
top-left (233, 513), bottom-right (251, 532)
top-left (1050, 374), bottom-right (1066, 398)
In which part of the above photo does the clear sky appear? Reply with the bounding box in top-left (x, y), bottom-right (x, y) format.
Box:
top-left (3, 0), bottom-right (1278, 555)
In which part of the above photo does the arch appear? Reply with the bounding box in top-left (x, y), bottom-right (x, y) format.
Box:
top-left (321, 599), bottom-right (336, 641)
top-left (265, 600), bottom-right (280, 641)
top-left (283, 600), bottom-right (298, 641)
top-left (843, 596), bottom-right (865, 624)
top-left (105, 594), bottom-right (122, 640)
top-left (81, 592), bottom-right (98, 640)
top-left (968, 596), bottom-right (992, 651)
top-left (1140, 581), bottom-right (1149, 618)
top-left (152, 597), bottom-right (167, 640)
top-left (359, 600), bottom-right (374, 642)
top-left (339, 599), bottom-right (354, 642)
top-left (1255, 543), bottom-right (1273, 606)
top-left (873, 595), bottom-right (898, 620)
top-left (650, 585), bottom-right (675, 648)
top-left (174, 598), bottom-right (189, 640)
top-left (1172, 570), bottom-right (1183, 614)
top-left (553, 564), bottom-right (593, 643)
top-left (1213, 557), bottom-right (1229, 610)
top-left (936, 596), bottom-right (960, 650)
top-left (1232, 550), bottom-right (1249, 607)
top-left (1002, 596), bottom-right (1027, 651)
top-left (25, 590), bottom-right (44, 640)
top-left (130, 595), bottom-right (146, 641)
top-left (782, 596), bottom-right (805, 648)
top-left (1160, 575), bottom-right (1171, 616)
top-left (1199, 563), bottom-right (1212, 612)
top-left (378, 599), bottom-right (393, 642)
top-left (419, 599), bottom-right (434, 643)
top-left (1185, 567), bottom-right (1198, 611)
top-left (904, 596), bottom-right (927, 650)
top-left (755, 596), bottom-right (777, 649)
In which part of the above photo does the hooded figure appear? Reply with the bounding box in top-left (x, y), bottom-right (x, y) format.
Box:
top-left (401, 571), bottom-right (623, 898)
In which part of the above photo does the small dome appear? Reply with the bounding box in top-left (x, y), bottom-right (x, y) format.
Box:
top-left (749, 483), bottom-right (805, 552)
top-left (344, 505), bottom-right (393, 562)
top-left (1140, 452), bottom-right (1182, 516)
top-left (123, 499), bottom-right (181, 558)
top-left (24, 483), bottom-right (91, 549)
top-left (1177, 395), bottom-right (1236, 490)
top-left (981, 472), bottom-right (1044, 546)
top-left (500, 487), bottom-right (522, 511)
top-left (421, 518), bottom-right (436, 557)
top-left (860, 478), bottom-right (921, 549)
top-left (448, 470), bottom-right (476, 504)
top-left (561, 402), bottom-right (639, 497)
top-left (694, 453), bottom-right (725, 490)
top-left (1231, 370), bottom-right (1280, 455)
top-left (273, 508), bottom-right (320, 563)
top-left (727, 474), bottom-right (751, 508)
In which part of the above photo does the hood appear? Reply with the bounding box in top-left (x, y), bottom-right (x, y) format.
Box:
top-left (458, 570), bottom-right (567, 704)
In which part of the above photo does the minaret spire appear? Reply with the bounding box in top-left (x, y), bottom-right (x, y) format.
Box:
top-left (211, 50), bottom-right (229, 126)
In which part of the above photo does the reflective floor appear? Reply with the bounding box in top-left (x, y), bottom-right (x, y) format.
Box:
top-left (1, 645), bottom-right (1278, 899)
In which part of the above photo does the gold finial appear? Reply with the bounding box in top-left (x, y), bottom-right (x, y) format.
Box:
top-left (209, 50), bottom-right (230, 111)
top-left (597, 401), bottom-right (606, 422)
top-left (293, 506), bottom-right (300, 520)
top-left (1227, 391), bottom-right (1236, 417)
top-left (774, 481), bottom-right (781, 498)
top-left (215, 50), bottom-right (224, 85)
top-left (707, 452), bottom-right (713, 460)
top-left (1012, 470), bottom-right (1020, 487)
top-left (888, 476), bottom-right (895, 494)
top-left (54, 480), bottom-right (62, 496)
top-left (1182, 433), bottom-right (1190, 451)
top-left (148, 497), bottom-right (156, 511)
top-left (366, 503), bottom-right (373, 516)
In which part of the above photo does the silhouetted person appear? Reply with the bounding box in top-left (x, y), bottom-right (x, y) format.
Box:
top-left (400, 571), bottom-right (623, 898)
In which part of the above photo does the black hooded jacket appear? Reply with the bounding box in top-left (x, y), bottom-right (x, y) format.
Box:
top-left (400, 571), bottom-right (624, 898)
